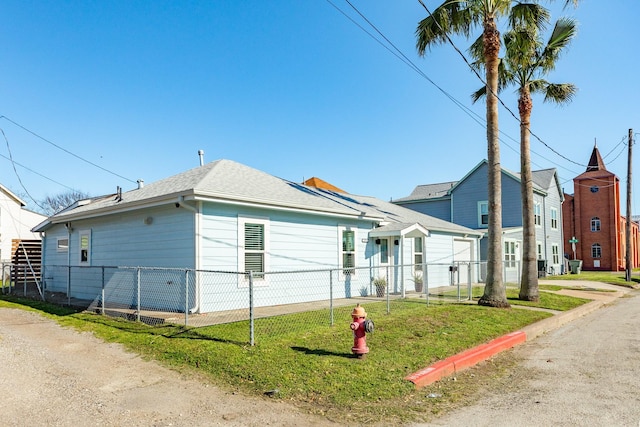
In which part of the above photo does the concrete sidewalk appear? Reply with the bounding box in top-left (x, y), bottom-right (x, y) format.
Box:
top-left (405, 280), bottom-right (632, 388)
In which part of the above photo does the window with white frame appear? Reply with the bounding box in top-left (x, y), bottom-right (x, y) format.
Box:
top-left (551, 208), bottom-right (558, 229)
top-left (552, 244), bottom-right (559, 264)
top-left (591, 217), bottom-right (601, 232)
top-left (534, 203), bottom-right (542, 226)
top-left (537, 242), bottom-right (543, 260)
top-left (592, 243), bottom-right (602, 258)
top-left (340, 227), bottom-right (356, 276)
top-left (79, 230), bottom-right (91, 264)
top-left (57, 237), bottom-right (69, 252)
top-left (478, 201), bottom-right (489, 228)
top-left (414, 237), bottom-right (423, 272)
top-left (504, 240), bottom-right (516, 268)
top-left (238, 217), bottom-right (269, 281)
top-left (380, 238), bottom-right (389, 264)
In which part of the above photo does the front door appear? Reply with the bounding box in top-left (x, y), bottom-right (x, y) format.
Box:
top-left (379, 238), bottom-right (395, 289)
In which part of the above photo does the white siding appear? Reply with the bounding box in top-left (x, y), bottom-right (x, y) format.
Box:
top-left (198, 202), bottom-right (376, 312)
top-left (0, 189), bottom-right (46, 262)
top-left (41, 206), bottom-right (195, 304)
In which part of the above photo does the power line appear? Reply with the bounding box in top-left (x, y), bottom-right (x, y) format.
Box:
top-left (0, 152), bottom-right (77, 191)
top-left (332, 0), bottom-right (581, 170)
top-left (0, 115), bottom-right (137, 184)
top-left (1, 128), bottom-right (46, 210)
top-left (414, 0), bottom-right (587, 168)
top-left (330, 1), bottom-right (635, 197)
top-left (325, 0), bottom-right (487, 130)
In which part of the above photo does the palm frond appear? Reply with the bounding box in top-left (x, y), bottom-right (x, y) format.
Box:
top-left (416, 1), bottom-right (475, 55)
top-left (468, 34), bottom-right (484, 62)
top-left (509, 3), bottom-right (550, 31)
top-left (471, 86), bottom-right (487, 104)
top-left (563, 0), bottom-right (580, 9)
top-left (543, 83), bottom-right (577, 104)
top-left (538, 17), bottom-right (577, 72)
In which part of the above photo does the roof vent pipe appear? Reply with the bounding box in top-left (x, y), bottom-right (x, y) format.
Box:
top-left (137, 179), bottom-right (144, 189)
top-left (198, 149), bottom-right (204, 166)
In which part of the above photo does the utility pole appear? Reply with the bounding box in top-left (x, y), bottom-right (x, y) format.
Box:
top-left (625, 128), bottom-right (633, 282)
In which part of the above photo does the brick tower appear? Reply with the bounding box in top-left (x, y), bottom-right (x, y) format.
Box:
top-left (563, 144), bottom-right (626, 270)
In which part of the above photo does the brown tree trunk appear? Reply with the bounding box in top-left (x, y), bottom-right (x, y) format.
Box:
top-left (478, 16), bottom-right (509, 308)
top-left (518, 87), bottom-right (540, 302)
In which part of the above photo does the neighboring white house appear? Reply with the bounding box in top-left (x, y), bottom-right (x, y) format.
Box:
top-left (0, 184), bottom-right (47, 262)
top-left (33, 159), bottom-right (483, 313)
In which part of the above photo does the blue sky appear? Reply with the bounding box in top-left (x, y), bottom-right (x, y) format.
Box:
top-left (1, 1), bottom-right (638, 213)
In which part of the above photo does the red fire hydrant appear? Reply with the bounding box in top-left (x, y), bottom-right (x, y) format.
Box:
top-left (350, 304), bottom-right (371, 358)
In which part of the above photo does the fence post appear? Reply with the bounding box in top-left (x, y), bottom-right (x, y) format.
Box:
top-left (22, 265), bottom-right (27, 296)
top-left (185, 269), bottom-right (189, 327)
top-left (467, 262), bottom-right (472, 301)
top-left (455, 262), bottom-right (461, 301)
top-left (249, 271), bottom-right (255, 346)
top-left (67, 266), bottom-right (71, 306)
top-left (101, 266), bottom-right (105, 315)
top-left (136, 268), bottom-right (141, 322)
top-left (425, 263), bottom-right (429, 306)
top-left (329, 269), bottom-right (334, 326)
top-left (385, 265), bottom-right (390, 314)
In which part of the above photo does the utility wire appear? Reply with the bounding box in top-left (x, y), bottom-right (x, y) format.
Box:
top-left (332, 1), bottom-right (633, 195)
top-left (0, 152), bottom-right (77, 191)
top-left (0, 115), bottom-right (137, 184)
top-left (1, 128), bottom-right (46, 210)
top-left (414, 0), bottom-right (586, 167)
top-left (326, 0), bottom-right (487, 130)
top-left (334, 0), bottom-right (594, 174)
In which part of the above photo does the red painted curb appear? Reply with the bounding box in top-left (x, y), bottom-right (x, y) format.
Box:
top-left (405, 330), bottom-right (527, 388)
top-left (404, 359), bottom-right (455, 389)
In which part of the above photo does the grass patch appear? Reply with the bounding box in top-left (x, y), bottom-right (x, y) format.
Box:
top-left (504, 288), bottom-right (590, 311)
top-left (0, 294), bottom-right (580, 424)
top-left (436, 284), bottom-right (591, 311)
top-left (546, 270), bottom-right (640, 288)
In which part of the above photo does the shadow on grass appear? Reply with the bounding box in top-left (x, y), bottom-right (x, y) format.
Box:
top-left (290, 346), bottom-right (354, 358)
top-left (1, 295), bottom-right (252, 346)
top-left (0, 295), bottom-right (81, 316)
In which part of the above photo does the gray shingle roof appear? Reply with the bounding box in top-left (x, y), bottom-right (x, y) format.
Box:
top-left (41, 159), bottom-right (480, 237)
top-left (531, 168), bottom-right (557, 190)
top-left (393, 181), bottom-right (456, 202)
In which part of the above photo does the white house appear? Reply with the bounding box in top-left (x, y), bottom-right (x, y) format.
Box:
top-left (0, 184), bottom-right (47, 262)
top-left (33, 159), bottom-right (483, 313)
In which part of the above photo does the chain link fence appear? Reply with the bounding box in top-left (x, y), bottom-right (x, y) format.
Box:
top-left (2, 260), bottom-right (525, 345)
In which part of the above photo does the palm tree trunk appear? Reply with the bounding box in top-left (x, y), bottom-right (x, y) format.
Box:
top-left (478, 16), bottom-right (509, 308)
top-left (518, 89), bottom-right (539, 301)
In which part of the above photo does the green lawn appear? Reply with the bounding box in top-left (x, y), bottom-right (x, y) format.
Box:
top-left (0, 287), bottom-right (596, 425)
top-left (545, 269), bottom-right (640, 288)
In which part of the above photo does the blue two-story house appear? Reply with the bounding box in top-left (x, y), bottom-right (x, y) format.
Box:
top-left (393, 160), bottom-right (565, 280)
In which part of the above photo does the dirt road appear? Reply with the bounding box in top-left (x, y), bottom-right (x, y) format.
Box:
top-left (0, 308), bottom-right (336, 427)
top-left (3, 285), bottom-right (638, 426)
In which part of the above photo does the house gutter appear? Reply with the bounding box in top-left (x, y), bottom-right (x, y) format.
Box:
top-left (175, 196), bottom-right (201, 313)
top-left (175, 196), bottom-right (198, 213)
top-left (41, 192), bottom-right (382, 230)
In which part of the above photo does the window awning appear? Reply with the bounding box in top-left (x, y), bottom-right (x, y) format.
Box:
top-left (368, 222), bottom-right (430, 239)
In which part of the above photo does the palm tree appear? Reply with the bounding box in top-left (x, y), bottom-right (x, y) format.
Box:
top-left (416, 0), bottom-right (577, 308)
top-left (471, 17), bottom-right (577, 302)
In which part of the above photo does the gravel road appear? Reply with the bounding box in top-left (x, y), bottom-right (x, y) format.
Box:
top-left (3, 286), bottom-right (639, 427)
top-left (417, 289), bottom-right (640, 427)
top-left (0, 308), bottom-right (337, 427)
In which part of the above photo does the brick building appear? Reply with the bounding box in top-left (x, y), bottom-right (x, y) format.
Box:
top-left (562, 145), bottom-right (640, 271)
